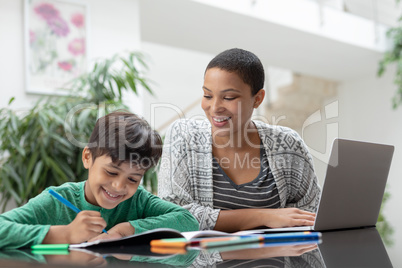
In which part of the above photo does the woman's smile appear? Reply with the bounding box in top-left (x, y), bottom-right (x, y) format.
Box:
top-left (212, 116), bottom-right (232, 127)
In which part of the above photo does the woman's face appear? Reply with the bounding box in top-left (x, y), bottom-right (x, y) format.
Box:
top-left (201, 67), bottom-right (264, 142)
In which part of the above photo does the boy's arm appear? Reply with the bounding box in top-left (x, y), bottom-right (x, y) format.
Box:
top-left (88, 188), bottom-right (199, 242)
top-left (0, 192), bottom-right (56, 249)
top-left (0, 188), bottom-right (108, 248)
top-left (130, 188), bottom-right (199, 234)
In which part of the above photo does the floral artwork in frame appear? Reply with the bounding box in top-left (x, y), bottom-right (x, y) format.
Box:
top-left (25, 0), bottom-right (88, 94)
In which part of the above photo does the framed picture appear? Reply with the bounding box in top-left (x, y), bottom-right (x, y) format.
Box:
top-left (24, 0), bottom-right (89, 95)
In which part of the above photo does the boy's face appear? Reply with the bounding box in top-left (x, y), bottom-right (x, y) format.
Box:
top-left (82, 147), bottom-right (145, 209)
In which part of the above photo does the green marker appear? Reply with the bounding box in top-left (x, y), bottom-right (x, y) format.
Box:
top-left (31, 244), bottom-right (69, 250)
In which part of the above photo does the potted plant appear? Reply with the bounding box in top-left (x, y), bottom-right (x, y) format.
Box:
top-left (0, 51), bottom-right (158, 211)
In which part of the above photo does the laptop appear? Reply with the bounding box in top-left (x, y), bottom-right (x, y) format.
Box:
top-left (242, 138), bottom-right (394, 233)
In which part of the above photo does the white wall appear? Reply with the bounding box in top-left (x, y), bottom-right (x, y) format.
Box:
top-left (0, 0), bottom-right (143, 112)
top-left (338, 69), bottom-right (402, 267)
top-left (141, 42), bottom-right (212, 134)
top-left (0, 0), bottom-right (40, 110)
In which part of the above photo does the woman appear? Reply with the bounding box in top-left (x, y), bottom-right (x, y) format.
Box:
top-left (158, 48), bottom-right (320, 232)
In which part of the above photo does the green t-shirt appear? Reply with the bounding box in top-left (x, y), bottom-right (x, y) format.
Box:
top-left (0, 181), bottom-right (199, 249)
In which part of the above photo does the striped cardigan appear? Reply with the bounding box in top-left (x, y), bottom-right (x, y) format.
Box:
top-left (158, 119), bottom-right (321, 230)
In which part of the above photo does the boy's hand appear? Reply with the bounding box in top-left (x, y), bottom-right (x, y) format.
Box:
top-left (67, 211), bottom-right (107, 244)
top-left (88, 222), bottom-right (135, 242)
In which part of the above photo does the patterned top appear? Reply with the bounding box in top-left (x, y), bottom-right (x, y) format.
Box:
top-left (158, 119), bottom-right (321, 230)
top-left (212, 144), bottom-right (280, 210)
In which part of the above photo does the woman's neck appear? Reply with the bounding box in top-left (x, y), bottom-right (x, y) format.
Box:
top-left (212, 122), bottom-right (260, 151)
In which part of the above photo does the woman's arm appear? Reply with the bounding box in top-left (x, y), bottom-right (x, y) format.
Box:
top-left (283, 131), bottom-right (321, 213)
top-left (158, 120), bottom-right (220, 230)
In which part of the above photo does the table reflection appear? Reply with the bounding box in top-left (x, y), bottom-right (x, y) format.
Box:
top-left (318, 227), bottom-right (393, 268)
top-left (0, 227), bottom-right (393, 267)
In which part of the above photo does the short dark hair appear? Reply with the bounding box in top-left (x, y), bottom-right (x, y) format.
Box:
top-left (87, 111), bottom-right (162, 170)
top-left (205, 48), bottom-right (265, 96)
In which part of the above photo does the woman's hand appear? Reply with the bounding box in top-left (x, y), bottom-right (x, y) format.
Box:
top-left (215, 208), bottom-right (315, 232)
top-left (88, 222), bottom-right (135, 242)
top-left (261, 208), bottom-right (316, 228)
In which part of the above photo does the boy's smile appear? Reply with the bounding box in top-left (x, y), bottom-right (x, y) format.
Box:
top-left (82, 147), bottom-right (145, 209)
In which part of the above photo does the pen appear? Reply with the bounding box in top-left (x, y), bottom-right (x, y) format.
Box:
top-left (48, 189), bottom-right (108, 234)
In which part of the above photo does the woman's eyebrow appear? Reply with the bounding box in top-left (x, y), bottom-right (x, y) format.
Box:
top-left (203, 86), bottom-right (241, 93)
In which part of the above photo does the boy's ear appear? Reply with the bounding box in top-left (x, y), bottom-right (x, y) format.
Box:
top-left (253, 89), bottom-right (265, 108)
top-left (82, 147), bottom-right (92, 169)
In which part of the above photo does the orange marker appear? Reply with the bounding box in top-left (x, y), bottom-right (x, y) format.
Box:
top-left (150, 236), bottom-right (240, 248)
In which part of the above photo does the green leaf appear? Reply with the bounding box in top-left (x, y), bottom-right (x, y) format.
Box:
top-left (8, 97), bottom-right (15, 105)
top-left (25, 150), bottom-right (40, 178)
top-left (9, 136), bottom-right (26, 157)
top-left (46, 157), bottom-right (69, 183)
top-left (46, 109), bottom-right (66, 125)
top-left (49, 132), bottom-right (73, 150)
top-left (2, 175), bottom-right (22, 205)
top-left (24, 161), bottom-right (44, 200)
top-left (31, 160), bottom-right (44, 185)
top-left (125, 72), bottom-right (137, 94)
top-left (9, 110), bottom-right (18, 133)
top-left (3, 165), bottom-right (24, 198)
top-left (53, 157), bottom-right (75, 180)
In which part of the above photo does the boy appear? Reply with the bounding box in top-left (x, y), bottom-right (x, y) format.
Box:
top-left (0, 111), bottom-right (199, 249)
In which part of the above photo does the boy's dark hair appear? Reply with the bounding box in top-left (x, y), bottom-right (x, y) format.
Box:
top-left (205, 48), bottom-right (265, 96)
top-left (87, 111), bottom-right (162, 170)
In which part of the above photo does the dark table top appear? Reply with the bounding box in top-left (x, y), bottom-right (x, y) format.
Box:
top-left (0, 227), bottom-right (395, 267)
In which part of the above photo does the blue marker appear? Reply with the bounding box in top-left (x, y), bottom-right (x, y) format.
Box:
top-left (48, 189), bottom-right (108, 234)
top-left (260, 231), bottom-right (321, 242)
